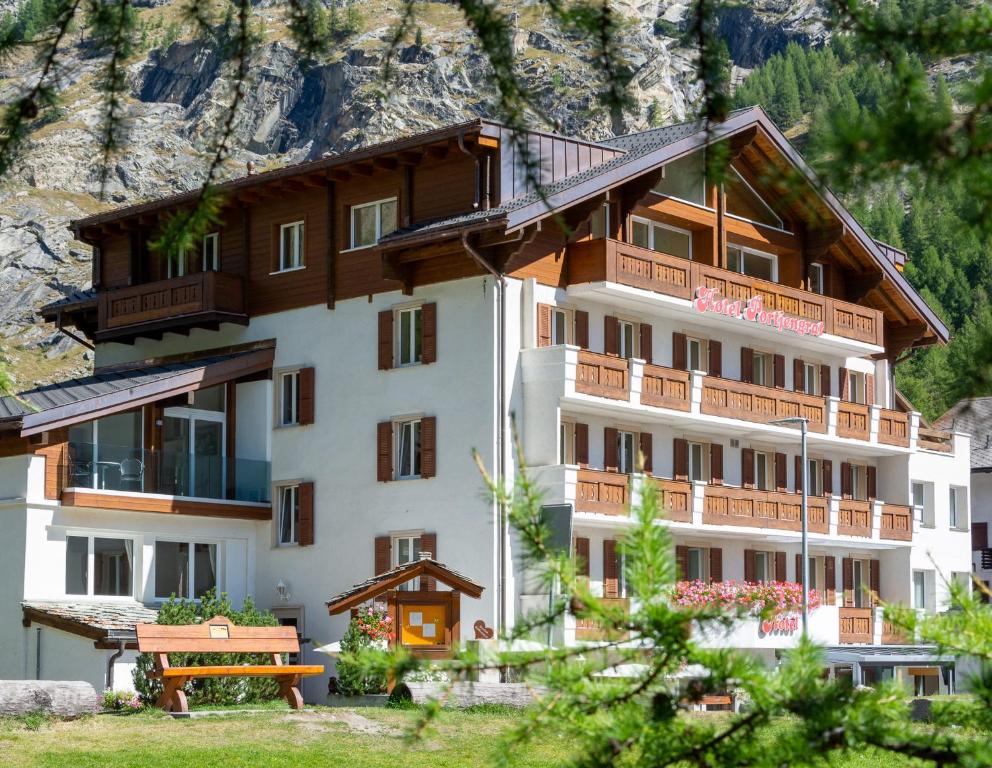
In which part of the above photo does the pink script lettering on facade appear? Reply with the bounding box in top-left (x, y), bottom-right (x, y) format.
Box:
top-left (760, 615), bottom-right (799, 635)
top-left (692, 286), bottom-right (826, 337)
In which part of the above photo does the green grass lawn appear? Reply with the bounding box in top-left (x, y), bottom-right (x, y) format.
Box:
top-left (0, 705), bottom-right (934, 767)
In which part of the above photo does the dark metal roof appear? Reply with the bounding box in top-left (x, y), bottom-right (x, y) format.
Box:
top-left (22, 600), bottom-right (158, 641)
top-left (935, 397), bottom-right (992, 469)
top-left (40, 288), bottom-right (98, 317)
top-left (325, 558), bottom-right (484, 614)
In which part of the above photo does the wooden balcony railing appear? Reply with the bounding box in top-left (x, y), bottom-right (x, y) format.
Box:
top-left (877, 409), bottom-right (910, 448)
top-left (575, 597), bottom-right (630, 641)
top-left (640, 365), bottom-right (691, 411)
top-left (568, 238), bottom-right (884, 346)
top-left (701, 377), bottom-right (827, 432)
top-left (881, 618), bottom-right (910, 645)
top-left (702, 485), bottom-right (829, 533)
top-left (575, 350), bottom-right (629, 400)
top-left (98, 271), bottom-right (245, 333)
top-left (836, 402), bottom-right (870, 441)
top-left (838, 500), bottom-right (872, 537)
top-left (576, 468), bottom-right (629, 515)
top-left (653, 478), bottom-right (693, 523)
top-left (918, 427), bottom-right (953, 453)
top-left (839, 607), bottom-right (873, 644)
top-left (879, 503), bottom-right (913, 542)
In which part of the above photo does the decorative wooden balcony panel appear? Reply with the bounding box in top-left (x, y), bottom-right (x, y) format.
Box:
top-left (640, 365), bottom-right (691, 411)
top-left (838, 500), bottom-right (872, 537)
top-left (702, 486), bottom-right (829, 533)
top-left (879, 504), bottom-right (913, 542)
top-left (568, 239), bottom-right (884, 346)
top-left (652, 478), bottom-right (693, 523)
top-left (836, 402), bottom-right (870, 441)
top-left (881, 619), bottom-right (910, 645)
top-left (576, 468), bottom-right (629, 515)
top-left (917, 427), bottom-right (953, 453)
top-left (839, 607), bottom-right (873, 644)
top-left (701, 377), bottom-right (827, 432)
top-left (575, 350), bottom-right (629, 400)
top-left (574, 597), bottom-right (630, 641)
top-left (877, 409), bottom-right (910, 448)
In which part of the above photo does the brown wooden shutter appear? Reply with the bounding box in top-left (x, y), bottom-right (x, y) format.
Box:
top-left (840, 462), bottom-right (852, 499)
top-left (675, 545), bottom-right (689, 580)
top-left (420, 532), bottom-right (437, 590)
top-left (744, 549), bottom-right (756, 582)
top-left (639, 323), bottom-right (652, 364)
top-left (298, 481), bottom-right (314, 546)
top-left (820, 364), bottom-right (831, 397)
top-left (604, 427), bottom-right (619, 472)
top-left (795, 553), bottom-right (802, 586)
top-left (741, 347), bottom-right (754, 383)
top-left (603, 539), bottom-right (618, 597)
top-left (865, 373), bottom-right (874, 406)
top-left (639, 431), bottom-right (653, 474)
top-left (842, 557), bottom-right (854, 606)
top-left (710, 443), bottom-right (723, 485)
top-left (374, 535), bottom-right (391, 575)
top-left (794, 359), bottom-right (805, 392)
top-left (839, 367), bottom-right (850, 401)
top-left (376, 421), bottom-right (392, 482)
top-left (708, 340), bottom-right (722, 377)
top-left (824, 556), bottom-right (836, 604)
top-left (672, 332), bottom-right (687, 370)
top-left (673, 438), bottom-right (688, 481)
top-left (774, 452), bottom-right (787, 492)
top-left (604, 316), bottom-right (619, 356)
top-left (575, 537), bottom-right (590, 577)
top-left (795, 455), bottom-right (803, 494)
top-left (773, 354), bottom-right (785, 389)
top-left (420, 416), bottom-right (436, 479)
top-left (575, 422), bottom-right (589, 467)
top-left (866, 465), bottom-right (877, 500)
top-left (742, 448), bottom-right (755, 489)
top-left (298, 367), bottom-right (315, 426)
top-left (775, 551), bottom-right (787, 582)
top-left (421, 302), bottom-right (437, 364)
top-left (973, 522), bottom-right (989, 551)
top-left (869, 558), bottom-right (880, 606)
top-left (574, 310), bottom-right (589, 348)
top-left (537, 303), bottom-right (552, 347)
top-left (709, 547), bottom-right (723, 583)
top-left (378, 310), bottom-right (393, 370)
top-left (822, 459), bottom-right (833, 497)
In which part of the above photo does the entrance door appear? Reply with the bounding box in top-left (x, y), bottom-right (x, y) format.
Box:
top-left (163, 407), bottom-right (225, 499)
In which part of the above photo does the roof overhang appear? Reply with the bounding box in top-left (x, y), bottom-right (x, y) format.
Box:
top-left (22, 601), bottom-right (156, 648)
top-left (326, 559), bottom-right (485, 615)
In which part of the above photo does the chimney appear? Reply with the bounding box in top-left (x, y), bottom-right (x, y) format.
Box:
top-left (246, 160), bottom-right (256, 176)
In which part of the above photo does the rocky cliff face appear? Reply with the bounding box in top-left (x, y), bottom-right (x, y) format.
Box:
top-left (0, 0), bottom-right (828, 390)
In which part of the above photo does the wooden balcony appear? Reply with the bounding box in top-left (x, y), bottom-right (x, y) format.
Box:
top-left (836, 402), bottom-right (870, 441)
top-left (700, 377), bottom-right (827, 432)
top-left (568, 238), bottom-right (884, 346)
top-left (881, 618), bottom-right (910, 645)
top-left (702, 485), bottom-right (829, 533)
top-left (575, 350), bottom-right (629, 400)
top-left (879, 504), bottom-right (913, 542)
top-left (575, 468), bottom-right (629, 515)
top-left (918, 427), bottom-right (953, 453)
top-left (839, 607), bottom-right (873, 644)
top-left (838, 500), bottom-right (872, 537)
top-left (574, 597), bottom-right (630, 641)
top-left (97, 271), bottom-right (246, 340)
top-left (652, 478), bottom-right (693, 523)
top-left (640, 364), bottom-right (691, 411)
top-left (877, 409), bottom-right (910, 448)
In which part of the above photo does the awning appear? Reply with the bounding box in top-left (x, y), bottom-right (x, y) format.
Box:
top-left (325, 558), bottom-right (484, 615)
top-left (1, 342), bottom-right (274, 437)
top-left (22, 600), bottom-right (159, 647)
top-left (822, 645), bottom-right (953, 666)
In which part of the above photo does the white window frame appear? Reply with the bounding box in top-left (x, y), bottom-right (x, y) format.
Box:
top-left (349, 197), bottom-right (398, 250)
top-left (807, 262), bottom-right (824, 294)
top-left (650, 152), bottom-right (711, 210)
top-left (153, 538), bottom-right (221, 602)
top-left (804, 362), bottom-right (820, 395)
top-left (912, 480), bottom-right (935, 527)
top-left (805, 458), bottom-right (822, 497)
top-left (395, 418), bottom-right (422, 480)
top-left (848, 463), bottom-right (868, 501)
top-left (167, 248), bottom-right (187, 279)
top-left (278, 221), bottom-right (305, 272)
top-left (687, 441), bottom-right (707, 483)
top-left (752, 351), bottom-right (772, 387)
top-left (754, 450), bottom-right (774, 492)
top-left (276, 484), bottom-right (300, 546)
top-left (912, 569), bottom-right (935, 612)
top-left (393, 532), bottom-right (424, 591)
top-left (551, 307), bottom-right (572, 346)
top-left (686, 546), bottom-right (709, 582)
top-left (726, 243), bottom-right (779, 282)
top-left (617, 319), bottom-right (637, 360)
top-left (617, 429), bottom-right (636, 474)
top-left (725, 167), bottom-right (787, 231)
top-left (630, 216), bottom-right (693, 259)
top-left (396, 305), bottom-right (423, 367)
top-left (276, 369), bottom-right (301, 427)
top-left (847, 370), bottom-right (865, 404)
top-left (560, 421), bottom-right (576, 465)
top-left (202, 232), bottom-right (220, 271)
top-left (64, 532), bottom-right (136, 599)
top-left (949, 486), bottom-right (968, 530)
top-left (753, 550), bottom-right (775, 583)
top-left (686, 336), bottom-right (707, 373)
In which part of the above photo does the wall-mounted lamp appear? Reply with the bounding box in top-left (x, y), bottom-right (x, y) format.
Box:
top-left (276, 579), bottom-right (291, 602)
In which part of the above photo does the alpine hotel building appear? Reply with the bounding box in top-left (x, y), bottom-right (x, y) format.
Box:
top-left (0, 107), bottom-right (974, 699)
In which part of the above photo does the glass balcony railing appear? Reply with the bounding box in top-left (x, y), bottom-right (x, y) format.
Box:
top-left (62, 441), bottom-right (270, 504)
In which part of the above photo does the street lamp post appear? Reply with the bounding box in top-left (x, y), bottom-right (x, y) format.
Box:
top-left (771, 416), bottom-right (809, 638)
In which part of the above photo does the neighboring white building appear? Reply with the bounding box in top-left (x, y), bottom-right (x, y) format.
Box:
top-left (0, 109), bottom-right (973, 699)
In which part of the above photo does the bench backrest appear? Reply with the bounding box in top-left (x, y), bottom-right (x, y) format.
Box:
top-left (136, 615), bottom-right (299, 655)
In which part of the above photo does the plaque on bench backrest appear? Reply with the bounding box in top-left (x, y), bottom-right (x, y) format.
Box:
top-left (209, 624), bottom-right (230, 639)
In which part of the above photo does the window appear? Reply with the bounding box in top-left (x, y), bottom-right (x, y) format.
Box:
top-left (754, 451), bottom-right (774, 492)
top-left (686, 547), bottom-right (709, 581)
top-left (913, 570), bottom-right (928, 611)
top-left (202, 233), bottom-right (219, 271)
top-left (278, 485), bottom-right (300, 545)
top-left (65, 535), bottom-right (134, 597)
top-left (688, 441), bottom-right (707, 483)
top-left (394, 534), bottom-right (423, 591)
top-left (616, 430), bottom-right (636, 474)
top-left (279, 221), bottom-right (305, 271)
top-left (686, 336), bottom-right (707, 372)
top-left (351, 198), bottom-right (398, 249)
top-left (753, 551), bottom-right (774, 583)
top-left (847, 371), bottom-right (865, 404)
top-left (617, 320), bottom-right (636, 359)
top-left (912, 481), bottom-right (934, 527)
top-left (630, 217), bottom-right (692, 260)
top-left (853, 559), bottom-right (870, 608)
top-left (396, 419), bottom-right (422, 479)
top-left (551, 308), bottom-right (571, 346)
top-left (726, 245), bottom-right (777, 282)
top-left (155, 540), bottom-right (218, 600)
top-left (589, 202), bottom-right (610, 239)
top-left (804, 362), bottom-right (820, 395)
top-left (397, 307), bottom-right (423, 366)
top-left (949, 486), bottom-right (967, 529)
top-left (278, 371), bottom-right (300, 427)
top-left (848, 464), bottom-right (868, 501)
top-left (807, 263), bottom-right (824, 294)
top-left (752, 352), bottom-right (771, 387)
top-left (67, 410), bottom-right (144, 492)
top-left (560, 421), bottom-right (575, 465)
top-left (167, 248), bottom-right (187, 278)
top-left (652, 151), bottom-right (707, 206)
top-left (804, 458), bottom-right (822, 497)
top-left (725, 168), bottom-right (785, 229)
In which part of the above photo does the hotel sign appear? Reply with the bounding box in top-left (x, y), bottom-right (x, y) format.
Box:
top-left (692, 286), bottom-right (825, 338)
top-left (759, 615), bottom-right (799, 636)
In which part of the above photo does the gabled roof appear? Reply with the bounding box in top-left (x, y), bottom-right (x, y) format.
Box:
top-left (325, 558), bottom-right (484, 615)
top-left (935, 397), bottom-right (992, 469)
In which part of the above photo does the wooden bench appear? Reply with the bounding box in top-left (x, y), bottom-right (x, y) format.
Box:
top-left (136, 615), bottom-right (323, 713)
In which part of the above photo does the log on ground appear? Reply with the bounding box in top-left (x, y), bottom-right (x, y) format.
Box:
top-left (391, 681), bottom-right (545, 708)
top-left (0, 681), bottom-right (99, 718)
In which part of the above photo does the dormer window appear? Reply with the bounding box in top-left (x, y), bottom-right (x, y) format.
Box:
top-left (351, 198), bottom-right (398, 249)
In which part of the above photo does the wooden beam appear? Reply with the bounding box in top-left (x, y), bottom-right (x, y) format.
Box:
top-left (885, 321), bottom-right (928, 359)
top-left (426, 143), bottom-right (450, 159)
top-left (805, 224), bottom-right (846, 258)
top-left (352, 163), bottom-right (374, 176)
top-left (725, 126), bottom-right (758, 159)
top-left (397, 149), bottom-right (425, 166)
top-left (373, 157), bottom-right (398, 171)
top-left (845, 272), bottom-right (884, 302)
top-left (327, 168), bottom-right (351, 182)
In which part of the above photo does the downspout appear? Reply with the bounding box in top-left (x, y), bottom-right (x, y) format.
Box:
top-left (457, 131), bottom-right (481, 210)
top-left (105, 639), bottom-right (125, 690)
top-left (461, 232), bottom-right (506, 637)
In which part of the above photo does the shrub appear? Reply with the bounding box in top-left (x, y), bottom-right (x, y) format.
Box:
top-left (334, 606), bottom-right (392, 696)
top-left (133, 590), bottom-right (282, 707)
top-left (101, 689), bottom-right (142, 712)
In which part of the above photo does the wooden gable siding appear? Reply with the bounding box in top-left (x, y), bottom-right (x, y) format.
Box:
top-left (412, 154), bottom-right (479, 222)
top-left (101, 233), bottom-right (132, 288)
top-left (505, 218), bottom-right (571, 286)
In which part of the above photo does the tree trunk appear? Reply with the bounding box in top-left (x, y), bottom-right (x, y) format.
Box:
top-left (0, 680), bottom-right (98, 718)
